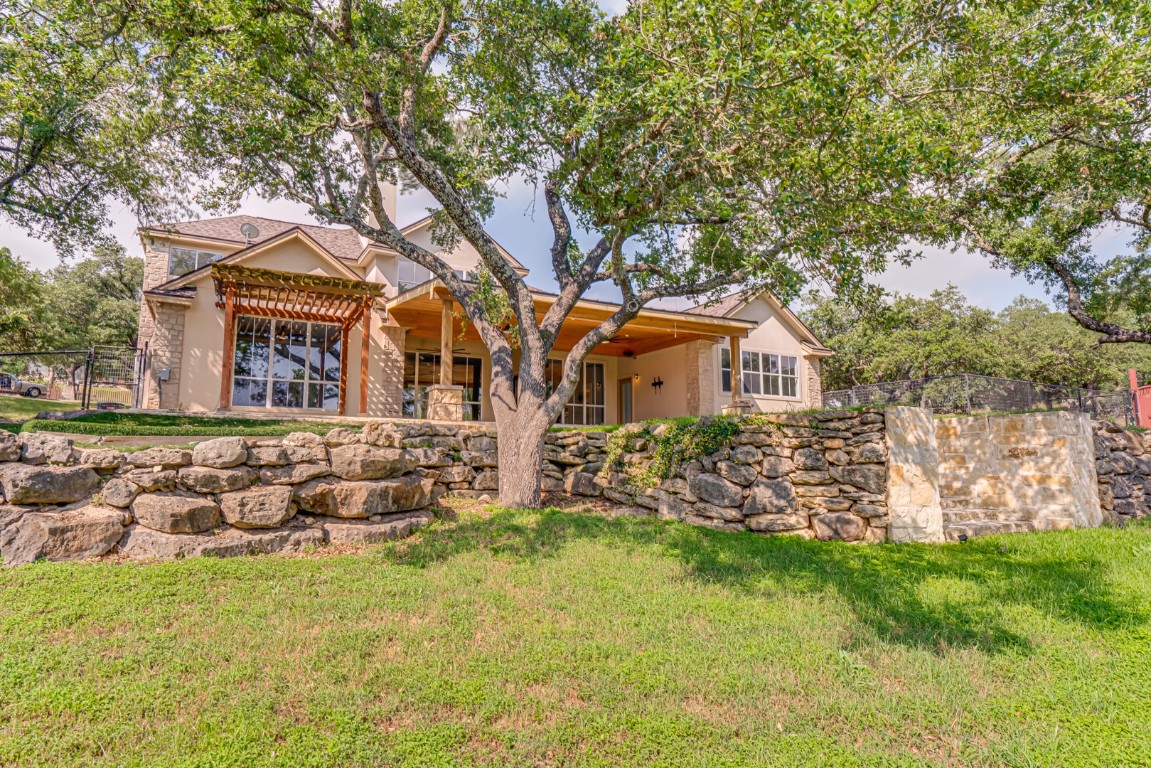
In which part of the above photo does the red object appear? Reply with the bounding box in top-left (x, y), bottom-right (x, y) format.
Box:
top-left (1130, 370), bottom-right (1151, 428)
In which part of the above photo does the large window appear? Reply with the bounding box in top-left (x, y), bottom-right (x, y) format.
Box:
top-left (720, 348), bottom-right (799, 399)
top-left (169, 246), bottom-right (223, 277)
top-left (545, 359), bottom-right (605, 425)
top-left (402, 352), bottom-right (484, 420)
top-left (396, 258), bottom-right (432, 292)
top-left (232, 317), bottom-right (341, 410)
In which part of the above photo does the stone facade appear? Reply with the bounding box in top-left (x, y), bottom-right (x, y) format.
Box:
top-left (560, 409), bottom-right (891, 542)
top-left (803, 357), bottom-right (823, 409)
top-left (145, 302), bottom-right (188, 410)
top-left (884, 406), bottom-right (944, 543)
top-left (1094, 421), bottom-right (1151, 523)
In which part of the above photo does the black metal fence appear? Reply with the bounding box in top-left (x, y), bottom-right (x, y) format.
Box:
top-left (0, 346), bottom-right (142, 409)
top-left (822, 374), bottom-right (1133, 422)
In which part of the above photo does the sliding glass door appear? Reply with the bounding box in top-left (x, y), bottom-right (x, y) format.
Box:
top-left (402, 352), bottom-right (484, 420)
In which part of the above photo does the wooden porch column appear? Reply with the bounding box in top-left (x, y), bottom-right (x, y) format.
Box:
top-left (219, 288), bottom-right (236, 410)
top-left (337, 321), bottom-right (351, 416)
top-left (440, 299), bottom-right (453, 385)
top-left (729, 335), bottom-right (742, 397)
top-left (359, 303), bottom-right (371, 416)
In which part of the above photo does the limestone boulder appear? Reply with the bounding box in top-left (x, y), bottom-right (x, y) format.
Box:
top-left (463, 451), bottom-right (499, 468)
top-left (793, 448), bottom-right (827, 471)
top-left (329, 445), bottom-right (417, 481)
top-left (436, 465), bottom-right (475, 484)
top-left (245, 445), bottom-right (288, 466)
top-left (118, 526), bottom-right (209, 560)
top-left (742, 476), bottom-right (798, 517)
top-left (693, 502), bottom-right (744, 522)
top-left (77, 448), bottom-right (125, 471)
top-left (100, 477), bottom-right (140, 508)
top-left (219, 486), bottom-right (295, 529)
top-left (0, 504), bottom-right (31, 534)
top-left (811, 512), bottom-right (868, 542)
top-left (324, 427), bottom-right (361, 447)
top-left (128, 447), bottom-right (192, 469)
top-left (259, 463), bottom-right (331, 486)
top-left (853, 443), bottom-right (886, 463)
top-left (132, 493), bottom-right (221, 534)
top-left (688, 473), bottom-right (744, 507)
top-left (564, 472), bottom-right (600, 497)
top-left (760, 456), bottom-right (796, 478)
top-left (200, 527), bottom-right (325, 558)
top-left (177, 466), bottom-right (257, 494)
top-left (467, 435), bottom-right (498, 453)
top-left (407, 447), bottom-right (453, 468)
top-left (123, 468), bottom-right (177, 492)
top-left (828, 465), bottom-right (886, 495)
top-left (1, 505), bottom-right (127, 566)
top-left (18, 433), bottom-right (77, 466)
top-left (362, 422), bottom-right (403, 447)
top-left (0, 464), bottom-right (99, 505)
top-left (192, 437), bottom-right (249, 468)
top-left (746, 512), bottom-right (808, 533)
top-left (0, 431), bottom-right (21, 462)
top-left (715, 461), bottom-right (757, 487)
top-left (294, 476), bottom-right (434, 518)
top-left (323, 513), bottom-right (431, 545)
top-left (473, 471), bottom-right (500, 491)
top-left (657, 495), bottom-right (690, 522)
top-left (730, 445), bottom-right (762, 465)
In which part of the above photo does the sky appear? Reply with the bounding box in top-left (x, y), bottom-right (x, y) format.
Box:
top-left (0, 175), bottom-right (1053, 311)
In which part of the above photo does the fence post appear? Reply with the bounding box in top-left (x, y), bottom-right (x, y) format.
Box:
top-left (81, 350), bottom-right (94, 410)
top-left (964, 374), bottom-right (971, 414)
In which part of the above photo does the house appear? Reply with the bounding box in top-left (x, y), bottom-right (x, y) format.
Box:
top-left (136, 190), bottom-right (831, 424)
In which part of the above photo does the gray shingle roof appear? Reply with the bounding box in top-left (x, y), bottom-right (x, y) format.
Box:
top-left (146, 215), bottom-right (366, 261)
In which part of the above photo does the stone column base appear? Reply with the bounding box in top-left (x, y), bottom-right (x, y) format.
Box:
top-left (426, 384), bottom-right (464, 421)
top-left (722, 399), bottom-right (755, 417)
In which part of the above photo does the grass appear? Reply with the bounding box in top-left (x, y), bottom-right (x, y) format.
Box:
top-left (0, 394), bottom-right (79, 423)
top-left (0, 504), bottom-right (1148, 767)
top-left (14, 410), bottom-right (364, 437)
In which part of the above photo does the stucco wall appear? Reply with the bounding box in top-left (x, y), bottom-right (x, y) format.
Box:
top-left (717, 296), bottom-right (820, 414)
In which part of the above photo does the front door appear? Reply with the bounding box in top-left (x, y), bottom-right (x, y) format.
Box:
top-left (618, 377), bottom-right (633, 424)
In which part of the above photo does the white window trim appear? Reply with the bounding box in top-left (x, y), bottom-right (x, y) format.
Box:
top-left (168, 246), bottom-right (223, 278)
top-left (720, 347), bottom-right (802, 401)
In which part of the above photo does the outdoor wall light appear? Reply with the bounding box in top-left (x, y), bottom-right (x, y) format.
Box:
top-left (632, 373), bottom-right (641, 384)
top-left (651, 376), bottom-right (663, 394)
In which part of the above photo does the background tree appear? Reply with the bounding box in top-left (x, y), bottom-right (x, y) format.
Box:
top-left (802, 287), bottom-right (1151, 393)
top-left (0, 246), bottom-right (49, 353)
top-left (898, 0), bottom-right (1151, 343)
top-left (127, 0), bottom-right (957, 506)
top-left (42, 244), bottom-right (144, 349)
top-left (0, 1), bottom-right (177, 252)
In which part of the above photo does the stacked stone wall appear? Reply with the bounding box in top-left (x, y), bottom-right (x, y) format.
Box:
top-left (1093, 421), bottom-right (1151, 523)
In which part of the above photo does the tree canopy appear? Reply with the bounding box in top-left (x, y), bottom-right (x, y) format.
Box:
top-left (802, 286), bottom-right (1151, 393)
top-left (0, 1), bottom-right (177, 252)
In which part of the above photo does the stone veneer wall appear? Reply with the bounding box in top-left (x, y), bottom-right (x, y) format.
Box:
top-left (1093, 420), bottom-right (1151, 523)
top-left (558, 409), bottom-right (891, 542)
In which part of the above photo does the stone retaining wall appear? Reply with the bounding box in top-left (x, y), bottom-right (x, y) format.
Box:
top-left (0, 427), bottom-right (447, 566)
top-left (557, 409), bottom-right (891, 542)
top-left (1094, 421), bottom-right (1151, 523)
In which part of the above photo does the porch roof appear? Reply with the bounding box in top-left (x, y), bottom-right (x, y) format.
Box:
top-left (211, 264), bottom-right (384, 329)
top-left (384, 280), bottom-right (757, 357)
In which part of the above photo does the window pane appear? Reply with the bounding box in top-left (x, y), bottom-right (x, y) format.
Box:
top-left (168, 248), bottom-right (196, 277)
top-left (781, 356), bottom-right (797, 376)
top-left (586, 363), bottom-right (605, 406)
top-left (197, 251), bottom-right (223, 269)
top-left (563, 404), bottom-right (584, 425)
top-left (232, 377), bottom-right (266, 407)
top-left (323, 384), bottom-right (339, 410)
top-left (744, 351), bottom-right (759, 373)
top-left (766, 374), bottom-right (780, 396)
top-left (418, 353), bottom-right (440, 388)
top-left (767, 354), bottom-right (780, 374)
top-left (587, 406), bottom-right (605, 425)
top-left (720, 348), bottom-right (730, 370)
top-left (743, 371), bottom-right (760, 395)
top-left (721, 368), bottom-right (731, 393)
top-left (783, 377), bottom-right (797, 398)
top-left (570, 364), bottom-right (587, 405)
top-left (271, 380), bottom-right (305, 408)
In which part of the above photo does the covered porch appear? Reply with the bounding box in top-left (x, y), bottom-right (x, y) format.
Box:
top-left (385, 282), bottom-right (757, 423)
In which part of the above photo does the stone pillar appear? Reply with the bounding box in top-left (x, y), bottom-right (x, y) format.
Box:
top-left (884, 406), bottom-right (944, 543)
top-left (685, 340), bottom-right (717, 416)
top-left (371, 324), bottom-right (406, 418)
top-left (804, 356), bottom-right (823, 409)
top-left (426, 384), bottom-right (464, 421)
top-left (145, 302), bottom-right (187, 411)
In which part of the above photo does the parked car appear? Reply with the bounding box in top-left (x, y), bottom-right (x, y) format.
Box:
top-left (0, 372), bottom-right (45, 398)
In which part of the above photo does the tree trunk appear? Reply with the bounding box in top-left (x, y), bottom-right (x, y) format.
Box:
top-left (495, 409), bottom-right (550, 508)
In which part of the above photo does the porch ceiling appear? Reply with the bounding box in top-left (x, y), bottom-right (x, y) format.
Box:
top-left (385, 282), bottom-right (756, 357)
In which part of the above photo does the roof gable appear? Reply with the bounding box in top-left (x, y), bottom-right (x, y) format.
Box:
top-left (154, 227), bottom-right (364, 291)
top-left (688, 288), bottom-right (830, 352)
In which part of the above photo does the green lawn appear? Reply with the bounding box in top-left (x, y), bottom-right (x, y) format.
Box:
top-left (0, 393), bottom-right (79, 423)
top-left (1, 505), bottom-right (1148, 767)
top-left (13, 410), bottom-right (364, 437)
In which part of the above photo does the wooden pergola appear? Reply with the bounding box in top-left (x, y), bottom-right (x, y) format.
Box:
top-left (211, 264), bottom-right (384, 415)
